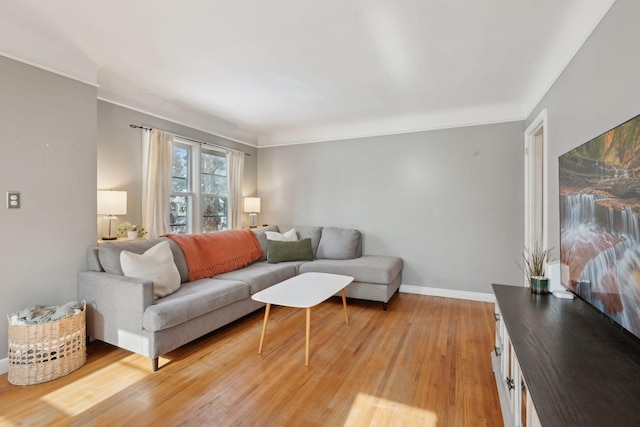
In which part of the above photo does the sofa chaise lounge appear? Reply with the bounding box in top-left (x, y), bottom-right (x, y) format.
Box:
top-left (78, 225), bottom-right (403, 371)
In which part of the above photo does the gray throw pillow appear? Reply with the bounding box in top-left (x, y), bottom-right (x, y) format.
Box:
top-left (316, 227), bottom-right (361, 260)
top-left (267, 238), bottom-right (314, 264)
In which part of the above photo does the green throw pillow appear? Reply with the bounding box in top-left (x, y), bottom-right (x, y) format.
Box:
top-left (267, 238), bottom-right (314, 264)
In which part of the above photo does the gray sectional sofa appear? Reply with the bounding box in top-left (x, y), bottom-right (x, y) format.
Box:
top-left (78, 225), bottom-right (403, 371)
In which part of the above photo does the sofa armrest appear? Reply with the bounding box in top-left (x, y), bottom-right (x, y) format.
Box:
top-left (78, 271), bottom-right (154, 351)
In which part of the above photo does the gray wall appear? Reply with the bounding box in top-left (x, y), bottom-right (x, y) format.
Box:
top-left (0, 56), bottom-right (97, 358)
top-left (526, 0), bottom-right (640, 256)
top-left (98, 100), bottom-right (259, 233)
top-left (258, 121), bottom-right (525, 294)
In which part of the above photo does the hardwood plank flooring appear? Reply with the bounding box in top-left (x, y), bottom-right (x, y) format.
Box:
top-left (0, 293), bottom-right (503, 426)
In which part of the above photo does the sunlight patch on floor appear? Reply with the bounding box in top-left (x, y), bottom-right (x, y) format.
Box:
top-left (344, 392), bottom-right (438, 426)
top-left (40, 354), bottom-right (152, 417)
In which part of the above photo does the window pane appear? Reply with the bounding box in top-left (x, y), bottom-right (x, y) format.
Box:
top-left (201, 174), bottom-right (228, 195)
top-left (169, 195), bottom-right (189, 234)
top-left (201, 152), bottom-right (226, 176)
top-left (201, 151), bottom-right (227, 195)
top-left (203, 216), bottom-right (228, 232)
top-left (202, 196), bottom-right (228, 232)
top-left (172, 177), bottom-right (188, 192)
top-left (172, 146), bottom-right (189, 193)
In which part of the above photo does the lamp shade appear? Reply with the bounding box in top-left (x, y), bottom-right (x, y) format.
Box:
top-left (97, 190), bottom-right (127, 215)
top-left (244, 197), bottom-right (261, 213)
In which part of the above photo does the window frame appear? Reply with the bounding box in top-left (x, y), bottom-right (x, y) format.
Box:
top-left (170, 138), bottom-right (229, 234)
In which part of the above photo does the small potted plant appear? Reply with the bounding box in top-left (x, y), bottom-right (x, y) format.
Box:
top-left (118, 222), bottom-right (147, 240)
top-left (521, 243), bottom-right (554, 294)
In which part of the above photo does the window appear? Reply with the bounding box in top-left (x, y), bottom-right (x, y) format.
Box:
top-left (169, 139), bottom-right (228, 234)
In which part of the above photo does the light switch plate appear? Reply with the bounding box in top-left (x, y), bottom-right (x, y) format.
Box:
top-left (7, 191), bottom-right (20, 209)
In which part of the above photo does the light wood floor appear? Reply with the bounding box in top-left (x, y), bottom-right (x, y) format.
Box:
top-left (0, 293), bottom-right (502, 427)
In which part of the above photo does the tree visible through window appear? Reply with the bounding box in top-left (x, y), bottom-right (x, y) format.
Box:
top-left (170, 144), bottom-right (190, 234)
top-left (169, 139), bottom-right (228, 234)
top-left (200, 151), bottom-right (228, 231)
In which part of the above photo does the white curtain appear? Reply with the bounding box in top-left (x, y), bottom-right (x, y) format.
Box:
top-left (227, 149), bottom-right (244, 229)
top-left (142, 129), bottom-right (174, 238)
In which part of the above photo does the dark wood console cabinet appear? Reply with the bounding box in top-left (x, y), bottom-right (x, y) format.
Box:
top-left (492, 284), bottom-right (640, 427)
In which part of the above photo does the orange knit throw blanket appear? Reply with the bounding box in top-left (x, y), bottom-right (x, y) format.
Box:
top-left (164, 230), bottom-right (263, 281)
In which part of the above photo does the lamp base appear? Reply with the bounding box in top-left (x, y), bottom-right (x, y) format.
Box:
top-left (101, 215), bottom-right (119, 241)
top-left (249, 212), bottom-right (258, 228)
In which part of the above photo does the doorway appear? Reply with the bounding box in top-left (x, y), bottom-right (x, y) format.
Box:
top-left (524, 109), bottom-right (548, 284)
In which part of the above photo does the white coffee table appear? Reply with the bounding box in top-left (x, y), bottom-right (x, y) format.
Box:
top-left (251, 272), bottom-right (354, 366)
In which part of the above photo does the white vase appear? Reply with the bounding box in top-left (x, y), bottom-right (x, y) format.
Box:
top-left (127, 231), bottom-right (139, 240)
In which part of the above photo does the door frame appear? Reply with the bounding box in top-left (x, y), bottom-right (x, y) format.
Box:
top-left (524, 109), bottom-right (548, 282)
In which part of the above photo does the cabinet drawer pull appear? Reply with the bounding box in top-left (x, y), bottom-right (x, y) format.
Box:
top-left (506, 377), bottom-right (515, 390)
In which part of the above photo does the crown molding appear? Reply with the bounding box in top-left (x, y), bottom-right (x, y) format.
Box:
top-left (0, 51), bottom-right (98, 87)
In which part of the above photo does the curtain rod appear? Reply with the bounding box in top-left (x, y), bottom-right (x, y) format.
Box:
top-left (129, 124), bottom-right (250, 156)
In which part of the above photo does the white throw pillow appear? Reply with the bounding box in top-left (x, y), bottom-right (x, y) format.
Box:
top-left (120, 241), bottom-right (181, 298)
top-left (265, 228), bottom-right (298, 241)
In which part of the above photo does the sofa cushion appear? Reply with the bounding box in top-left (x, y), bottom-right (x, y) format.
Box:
top-left (214, 261), bottom-right (298, 293)
top-left (267, 238), bottom-right (314, 264)
top-left (98, 237), bottom-right (189, 283)
top-left (278, 225), bottom-right (323, 258)
top-left (120, 241), bottom-right (181, 298)
top-left (316, 227), bottom-right (361, 260)
top-left (265, 228), bottom-right (298, 241)
top-left (251, 225), bottom-right (279, 261)
top-left (143, 278), bottom-right (250, 332)
top-left (299, 256), bottom-right (403, 284)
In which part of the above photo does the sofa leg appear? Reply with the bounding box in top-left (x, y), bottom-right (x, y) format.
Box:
top-left (382, 302), bottom-right (387, 311)
top-left (152, 357), bottom-right (159, 372)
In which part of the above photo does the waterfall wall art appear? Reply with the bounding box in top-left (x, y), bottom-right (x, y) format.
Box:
top-left (560, 113), bottom-right (640, 340)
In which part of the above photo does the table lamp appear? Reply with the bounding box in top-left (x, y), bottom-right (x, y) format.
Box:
top-left (98, 190), bottom-right (127, 240)
top-left (244, 197), bottom-right (261, 228)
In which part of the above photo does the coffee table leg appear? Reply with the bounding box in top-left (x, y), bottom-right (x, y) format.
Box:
top-left (305, 307), bottom-right (311, 366)
top-left (258, 303), bottom-right (271, 354)
top-left (341, 289), bottom-right (349, 325)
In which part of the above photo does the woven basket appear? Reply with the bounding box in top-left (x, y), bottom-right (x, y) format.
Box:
top-left (7, 301), bottom-right (87, 386)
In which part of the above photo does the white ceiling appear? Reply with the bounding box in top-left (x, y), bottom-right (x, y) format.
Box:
top-left (0, 0), bottom-right (616, 146)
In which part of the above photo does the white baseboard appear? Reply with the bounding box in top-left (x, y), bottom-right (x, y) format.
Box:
top-left (0, 357), bottom-right (8, 375)
top-left (400, 284), bottom-right (496, 303)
